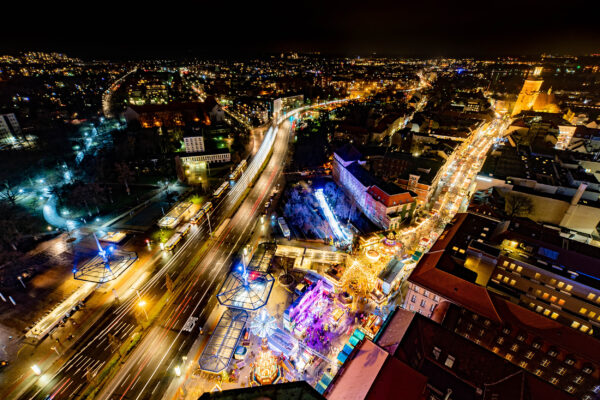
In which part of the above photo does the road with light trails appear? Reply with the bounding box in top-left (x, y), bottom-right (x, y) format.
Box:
top-left (96, 117), bottom-right (297, 400)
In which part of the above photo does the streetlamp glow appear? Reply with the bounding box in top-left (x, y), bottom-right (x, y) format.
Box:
top-left (174, 366), bottom-right (181, 377)
top-left (31, 364), bottom-right (42, 375)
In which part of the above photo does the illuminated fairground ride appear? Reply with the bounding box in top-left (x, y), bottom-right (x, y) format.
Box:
top-left (250, 349), bottom-right (283, 386)
top-left (73, 234), bottom-right (137, 283)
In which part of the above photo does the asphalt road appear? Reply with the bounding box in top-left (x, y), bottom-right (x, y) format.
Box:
top-left (96, 120), bottom-right (293, 400)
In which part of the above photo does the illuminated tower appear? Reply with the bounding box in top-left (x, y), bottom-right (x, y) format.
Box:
top-left (512, 70), bottom-right (543, 116)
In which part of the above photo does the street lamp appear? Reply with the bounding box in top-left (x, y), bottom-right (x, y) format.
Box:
top-left (138, 300), bottom-right (149, 320)
top-left (31, 364), bottom-right (42, 375)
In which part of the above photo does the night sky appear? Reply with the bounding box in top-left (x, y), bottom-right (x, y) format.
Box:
top-left (3, 0), bottom-right (599, 58)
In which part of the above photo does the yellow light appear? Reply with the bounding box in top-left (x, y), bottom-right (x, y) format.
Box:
top-left (138, 300), bottom-right (146, 307)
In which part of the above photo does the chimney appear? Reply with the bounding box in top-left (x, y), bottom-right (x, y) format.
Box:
top-left (571, 183), bottom-right (587, 205)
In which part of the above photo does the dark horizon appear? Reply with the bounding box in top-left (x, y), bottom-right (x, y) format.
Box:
top-left (2, 0), bottom-right (599, 59)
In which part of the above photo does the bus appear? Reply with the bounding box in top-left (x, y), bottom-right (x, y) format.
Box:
top-left (229, 160), bottom-right (247, 181)
top-left (201, 201), bottom-right (213, 214)
top-left (164, 232), bottom-right (182, 251)
top-left (191, 201), bottom-right (213, 224)
top-left (278, 217), bottom-right (290, 239)
top-left (178, 223), bottom-right (191, 237)
top-left (214, 218), bottom-right (230, 238)
top-left (213, 182), bottom-right (229, 198)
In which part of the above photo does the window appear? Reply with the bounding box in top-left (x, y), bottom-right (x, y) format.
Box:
top-left (444, 355), bottom-right (455, 368)
top-left (535, 289), bottom-right (542, 296)
top-left (542, 292), bottom-right (550, 300)
top-left (496, 273), bottom-right (503, 280)
top-left (534, 272), bottom-right (541, 280)
top-left (432, 346), bottom-right (441, 360)
top-left (548, 349), bottom-right (559, 358)
top-left (572, 321), bottom-right (581, 329)
top-left (550, 296), bottom-right (557, 303)
top-left (511, 344), bottom-right (519, 352)
top-left (574, 375), bottom-right (584, 384)
top-left (587, 293), bottom-right (596, 301)
top-left (430, 304), bottom-right (436, 312)
top-left (589, 311), bottom-right (596, 319)
top-left (558, 299), bottom-right (565, 306)
top-left (503, 260), bottom-right (509, 267)
top-left (534, 369), bottom-right (543, 377)
top-left (516, 266), bottom-right (523, 273)
top-left (525, 351), bottom-right (534, 359)
top-left (583, 395), bottom-right (593, 400)
top-left (535, 305), bottom-right (544, 313)
top-left (411, 295), bottom-right (416, 303)
top-left (583, 366), bottom-right (593, 374)
top-left (549, 377), bottom-right (559, 385)
top-left (510, 279), bottom-right (516, 286)
top-left (558, 281), bottom-right (565, 289)
top-left (420, 299), bottom-right (427, 308)
top-left (424, 290), bottom-right (430, 297)
top-left (510, 263), bottom-right (516, 270)
top-left (433, 295), bottom-right (439, 302)
top-left (519, 361), bottom-right (528, 368)
top-left (566, 386), bottom-right (576, 394)
top-left (580, 325), bottom-right (589, 333)
top-left (551, 312), bottom-right (559, 320)
top-left (541, 359), bottom-right (551, 367)
top-left (550, 278), bottom-right (557, 285)
top-left (543, 309), bottom-right (551, 316)
top-left (502, 327), bottom-right (511, 335)
top-left (566, 284), bottom-right (573, 291)
top-left (503, 276), bottom-right (509, 283)
top-left (505, 353), bottom-right (513, 361)
top-left (557, 367), bottom-right (567, 376)
top-left (497, 337), bottom-right (505, 344)
top-left (580, 307), bottom-right (588, 315)
top-left (532, 342), bottom-right (541, 350)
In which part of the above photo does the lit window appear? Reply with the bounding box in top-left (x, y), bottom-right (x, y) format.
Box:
top-left (525, 351), bottom-right (534, 359)
top-left (557, 367), bottom-right (567, 376)
top-left (543, 309), bottom-right (551, 316)
top-left (587, 293), bottom-right (596, 301)
top-left (519, 361), bottom-right (528, 368)
top-left (580, 307), bottom-right (588, 315)
top-left (510, 279), bottom-right (516, 286)
top-left (432, 346), bottom-right (441, 360)
top-left (511, 344), bottom-right (519, 352)
top-left (565, 386), bottom-right (576, 394)
top-left (541, 359), bottom-right (551, 367)
top-left (551, 312), bottom-right (559, 320)
top-left (510, 263), bottom-right (515, 270)
top-left (535, 289), bottom-right (542, 296)
top-left (496, 274), bottom-right (503, 280)
top-left (505, 353), bottom-right (513, 361)
top-left (550, 296), bottom-right (557, 303)
top-left (558, 299), bottom-right (565, 306)
top-left (535, 305), bottom-right (543, 313)
top-left (580, 325), bottom-right (589, 333)
top-left (571, 321), bottom-right (581, 329)
top-left (503, 260), bottom-right (509, 267)
top-left (503, 277), bottom-right (509, 283)
top-left (566, 284), bottom-right (573, 291)
top-left (557, 281), bottom-right (565, 288)
top-left (589, 311), bottom-right (596, 319)
top-left (497, 337), bottom-right (504, 344)
top-left (550, 377), bottom-right (559, 385)
top-left (542, 292), bottom-right (550, 299)
top-left (534, 272), bottom-right (541, 280)
top-left (583, 367), bottom-right (593, 374)
top-left (534, 369), bottom-right (543, 376)
top-left (574, 375), bottom-right (584, 384)
top-left (516, 266), bottom-right (523, 273)
top-left (550, 278), bottom-right (557, 285)
top-left (444, 355), bottom-right (455, 368)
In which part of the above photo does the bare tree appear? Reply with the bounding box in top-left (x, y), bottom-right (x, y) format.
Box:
top-left (115, 162), bottom-right (135, 195)
top-left (505, 193), bottom-right (534, 218)
top-left (0, 181), bottom-right (18, 206)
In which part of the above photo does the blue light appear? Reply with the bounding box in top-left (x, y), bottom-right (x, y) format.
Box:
top-left (457, 68), bottom-right (465, 74)
top-left (108, 245), bottom-right (115, 252)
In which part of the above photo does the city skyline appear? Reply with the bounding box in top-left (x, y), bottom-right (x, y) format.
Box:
top-left (2, 0), bottom-right (599, 59)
